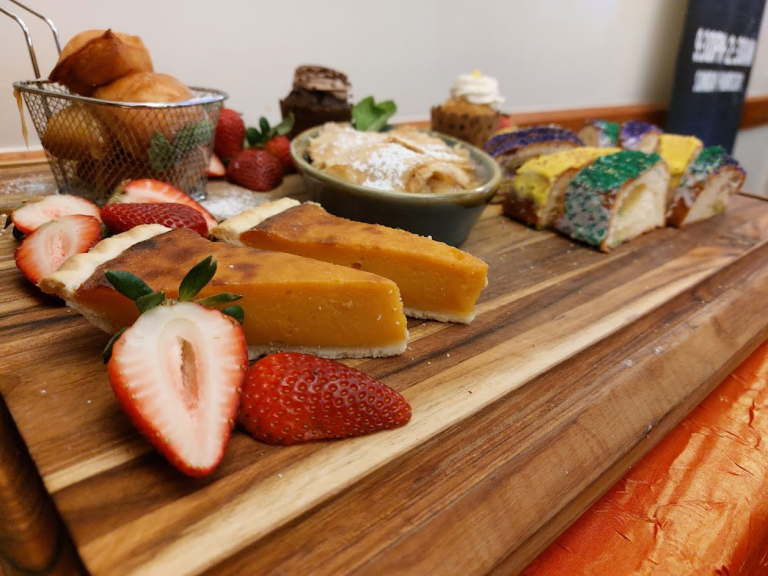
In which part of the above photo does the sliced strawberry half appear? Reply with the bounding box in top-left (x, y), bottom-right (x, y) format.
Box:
top-left (110, 179), bottom-right (218, 233)
top-left (101, 203), bottom-right (208, 236)
top-left (108, 302), bottom-right (248, 476)
top-left (15, 214), bottom-right (102, 285)
top-left (208, 154), bottom-right (226, 177)
top-left (11, 194), bottom-right (101, 236)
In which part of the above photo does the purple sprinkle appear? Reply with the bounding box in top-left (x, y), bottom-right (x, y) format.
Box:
top-left (484, 126), bottom-right (583, 157)
top-left (619, 120), bottom-right (661, 149)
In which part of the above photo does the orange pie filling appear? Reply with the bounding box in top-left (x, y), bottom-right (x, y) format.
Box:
top-left (213, 199), bottom-right (488, 323)
top-left (40, 226), bottom-right (408, 359)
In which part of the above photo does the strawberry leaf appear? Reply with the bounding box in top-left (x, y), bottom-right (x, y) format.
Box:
top-left (11, 225), bottom-right (24, 241)
top-left (220, 305), bottom-right (244, 325)
top-left (106, 270), bottom-right (154, 301)
top-left (352, 97), bottom-right (397, 132)
top-left (136, 291), bottom-right (166, 314)
top-left (246, 127), bottom-right (263, 147)
top-left (147, 132), bottom-right (174, 172)
top-left (274, 113), bottom-right (295, 136)
top-left (148, 120), bottom-right (214, 172)
top-left (5, 203), bottom-right (25, 231)
top-left (178, 256), bottom-right (216, 301)
top-left (195, 293), bottom-right (242, 308)
top-left (102, 327), bottom-right (127, 363)
top-left (259, 117), bottom-right (271, 138)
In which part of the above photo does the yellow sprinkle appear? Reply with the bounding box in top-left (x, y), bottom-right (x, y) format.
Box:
top-left (658, 134), bottom-right (703, 181)
top-left (513, 147), bottom-right (621, 208)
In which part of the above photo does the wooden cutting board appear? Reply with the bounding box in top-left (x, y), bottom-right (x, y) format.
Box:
top-left (2, 186), bottom-right (768, 575)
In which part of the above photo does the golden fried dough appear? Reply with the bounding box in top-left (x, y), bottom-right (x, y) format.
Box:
top-left (49, 30), bottom-right (153, 96)
top-left (92, 72), bottom-right (199, 159)
top-left (41, 103), bottom-right (113, 161)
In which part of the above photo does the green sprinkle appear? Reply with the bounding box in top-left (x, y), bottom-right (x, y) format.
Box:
top-left (571, 150), bottom-right (661, 197)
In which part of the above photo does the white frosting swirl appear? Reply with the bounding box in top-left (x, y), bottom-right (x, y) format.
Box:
top-left (450, 71), bottom-right (504, 106)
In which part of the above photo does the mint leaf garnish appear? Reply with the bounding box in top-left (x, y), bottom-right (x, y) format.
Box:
top-left (352, 97), bottom-right (397, 132)
top-left (274, 113), bottom-right (295, 136)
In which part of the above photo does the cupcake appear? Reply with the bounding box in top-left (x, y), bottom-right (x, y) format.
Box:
top-left (280, 65), bottom-right (352, 138)
top-left (431, 71), bottom-right (503, 147)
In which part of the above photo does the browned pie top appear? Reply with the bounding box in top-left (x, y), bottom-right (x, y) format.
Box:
top-left (79, 228), bottom-right (393, 293)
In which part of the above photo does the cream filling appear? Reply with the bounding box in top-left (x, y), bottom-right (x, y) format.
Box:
top-left (606, 164), bottom-right (668, 248)
top-left (682, 170), bottom-right (742, 225)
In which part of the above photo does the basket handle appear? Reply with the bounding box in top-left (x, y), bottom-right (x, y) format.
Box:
top-left (0, 1), bottom-right (61, 78)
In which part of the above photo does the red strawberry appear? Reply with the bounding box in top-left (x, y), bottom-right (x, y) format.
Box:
top-left (15, 214), bottom-right (102, 285)
top-left (227, 149), bottom-right (284, 192)
top-left (108, 302), bottom-right (248, 476)
top-left (239, 352), bottom-right (412, 445)
top-left (208, 153), bottom-right (226, 177)
top-left (11, 194), bottom-right (101, 236)
top-left (497, 115), bottom-right (514, 131)
top-left (101, 203), bottom-right (208, 236)
top-left (104, 257), bottom-right (248, 477)
top-left (264, 136), bottom-right (294, 172)
top-left (110, 179), bottom-right (218, 232)
top-left (214, 109), bottom-right (246, 162)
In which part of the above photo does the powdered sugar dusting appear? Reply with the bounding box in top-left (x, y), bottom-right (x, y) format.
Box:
top-left (309, 123), bottom-right (478, 193)
top-left (201, 176), bottom-right (306, 221)
top-left (353, 145), bottom-right (420, 190)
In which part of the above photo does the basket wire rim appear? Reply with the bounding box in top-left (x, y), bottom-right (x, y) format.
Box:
top-left (13, 79), bottom-right (228, 109)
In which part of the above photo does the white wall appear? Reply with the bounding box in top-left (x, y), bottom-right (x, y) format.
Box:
top-left (1, 0), bottom-right (766, 192)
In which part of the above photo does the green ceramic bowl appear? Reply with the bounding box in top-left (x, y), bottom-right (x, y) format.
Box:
top-left (290, 126), bottom-right (502, 247)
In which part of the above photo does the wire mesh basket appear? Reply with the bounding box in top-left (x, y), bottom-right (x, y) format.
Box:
top-left (4, 1), bottom-right (227, 204)
top-left (14, 80), bottom-right (226, 203)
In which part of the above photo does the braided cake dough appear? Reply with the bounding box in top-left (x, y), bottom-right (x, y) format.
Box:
top-left (555, 150), bottom-right (669, 252)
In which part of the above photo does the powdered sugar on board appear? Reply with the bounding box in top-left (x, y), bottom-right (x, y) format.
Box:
top-left (201, 175), bottom-right (307, 221)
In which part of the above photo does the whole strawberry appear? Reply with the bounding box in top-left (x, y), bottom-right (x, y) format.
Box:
top-left (227, 149), bottom-right (284, 192)
top-left (264, 135), bottom-right (294, 172)
top-left (214, 109), bottom-right (246, 162)
top-left (239, 352), bottom-right (412, 445)
top-left (101, 203), bottom-right (208, 236)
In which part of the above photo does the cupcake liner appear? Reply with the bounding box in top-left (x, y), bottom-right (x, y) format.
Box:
top-left (430, 106), bottom-right (499, 148)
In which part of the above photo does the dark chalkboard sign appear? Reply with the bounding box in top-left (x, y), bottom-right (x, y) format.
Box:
top-left (666, 0), bottom-right (766, 152)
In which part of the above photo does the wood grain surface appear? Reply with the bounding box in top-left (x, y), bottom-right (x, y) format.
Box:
top-left (2, 173), bottom-right (768, 574)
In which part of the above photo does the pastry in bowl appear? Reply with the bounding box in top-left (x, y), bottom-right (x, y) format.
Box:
top-left (38, 226), bottom-right (409, 360)
top-left (291, 124), bottom-right (501, 246)
top-left (93, 72), bottom-right (199, 159)
top-left (49, 29), bottom-right (153, 96)
top-left (308, 123), bottom-right (479, 194)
